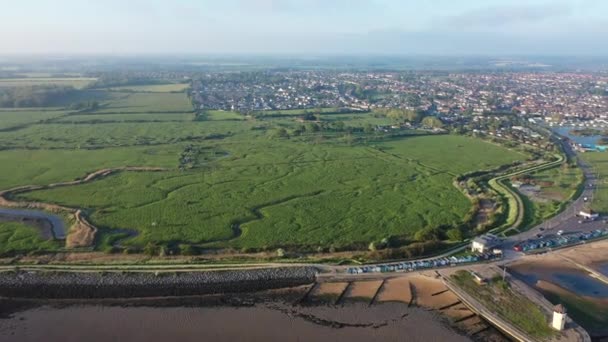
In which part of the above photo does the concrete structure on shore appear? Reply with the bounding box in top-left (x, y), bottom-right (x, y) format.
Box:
top-left (552, 305), bottom-right (567, 331)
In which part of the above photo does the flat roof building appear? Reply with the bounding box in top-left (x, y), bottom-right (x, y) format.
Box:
top-left (471, 233), bottom-right (501, 253)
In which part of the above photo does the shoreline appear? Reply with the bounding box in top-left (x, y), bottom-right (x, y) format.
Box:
top-left (0, 267), bottom-right (317, 299)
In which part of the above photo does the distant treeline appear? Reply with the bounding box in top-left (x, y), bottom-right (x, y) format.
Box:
top-left (87, 71), bottom-right (187, 88)
top-left (0, 85), bottom-right (77, 107)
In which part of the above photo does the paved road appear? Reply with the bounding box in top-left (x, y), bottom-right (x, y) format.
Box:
top-left (500, 139), bottom-right (603, 260)
top-left (0, 207), bottom-right (66, 239)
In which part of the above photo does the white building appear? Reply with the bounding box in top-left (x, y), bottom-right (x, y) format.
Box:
top-left (579, 210), bottom-right (599, 220)
top-left (471, 234), bottom-right (501, 253)
top-left (552, 304), bottom-right (567, 331)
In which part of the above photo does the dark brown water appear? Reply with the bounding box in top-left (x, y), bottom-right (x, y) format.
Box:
top-left (0, 302), bottom-right (471, 342)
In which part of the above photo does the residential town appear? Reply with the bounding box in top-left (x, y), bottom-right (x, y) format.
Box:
top-left (191, 71), bottom-right (608, 124)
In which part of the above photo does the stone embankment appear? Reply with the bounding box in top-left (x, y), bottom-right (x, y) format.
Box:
top-left (0, 267), bottom-right (317, 299)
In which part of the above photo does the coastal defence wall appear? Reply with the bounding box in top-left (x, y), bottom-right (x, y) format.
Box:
top-left (0, 267), bottom-right (317, 299)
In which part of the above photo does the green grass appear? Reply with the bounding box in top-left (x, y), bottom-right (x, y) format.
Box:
top-left (0, 221), bottom-right (61, 255)
top-left (0, 110), bottom-right (68, 130)
top-left (0, 87), bottom-right (529, 255)
top-left (255, 108), bottom-right (341, 116)
top-left (104, 83), bottom-right (189, 92)
top-left (531, 165), bottom-right (583, 200)
top-left (0, 77), bottom-right (96, 89)
top-left (580, 152), bottom-right (608, 214)
top-left (0, 121), bottom-right (250, 149)
top-left (202, 110), bottom-right (245, 121)
top-left (92, 92), bottom-right (193, 113)
top-left (18, 135), bottom-right (524, 250)
top-left (517, 165), bottom-right (583, 229)
top-left (451, 270), bottom-right (555, 340)
top-left (54, 113), bottom-right (194, 123)
top-left (0, 145), bottom-right (182, 190)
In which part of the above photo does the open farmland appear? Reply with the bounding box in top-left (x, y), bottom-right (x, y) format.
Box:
top-left (91, 92), bottom-right (194, 113)
top-left (53, 113), bottom-right (194, 123)
top-left (0, 77), bottom-right (96, 89)
top-left (18, 134), bottom-right (525, 251)
top-left (580, 152), bottom-right (608, 214)
top-left (104, 83), bottom-right (190, 92)
top-left (0, 110), bottom-right (69, 130)
top-left (0, 83), bottom-right (529, 255)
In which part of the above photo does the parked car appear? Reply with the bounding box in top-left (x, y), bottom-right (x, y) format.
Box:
top-left (557, 230), bottom-right (564, 236)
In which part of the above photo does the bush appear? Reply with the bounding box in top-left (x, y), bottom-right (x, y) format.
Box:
top-left (414, 227), bottom-right (444, 241)
top-left (178, 244), bottom-right (197, 256)
top-left (446, 228), bottom-right (463, 241)
top-left (143, 242), bottom-right (158, 256)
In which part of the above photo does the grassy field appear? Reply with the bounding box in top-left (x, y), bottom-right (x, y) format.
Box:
top-left (92, 92), bottom-right (193, 113)
top-left (255, 108), bottom-right (342, 116)
top-left (580, 153), bottom-right (608, 213)
top-left (54, 113), bottom-right (194, 123)
top-left (202, 110), bottom-right (245, 121)
top-left (0, 110), bottom-right (68, 130)
top-left (0, 146), bottom-right (183, 190)
top-left (105, 83), bottom-right (190, 92)
top-left (0, 85), bottom-right (531, 254)
top-left (18, 135), bottom-right (524, 250)
top-left (0, 77), bottom-right (96, 89)
top-left (0, 221), bottom-right (61, 255)
top-left (518, 165), bottom-right (583, 229)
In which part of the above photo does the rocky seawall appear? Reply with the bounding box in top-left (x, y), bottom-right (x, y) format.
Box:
top-left (0, 267), bottom-right (317, 299)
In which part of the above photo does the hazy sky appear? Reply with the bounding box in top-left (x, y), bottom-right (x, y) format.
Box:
top-left (1, 0), bottom-right (607, 55)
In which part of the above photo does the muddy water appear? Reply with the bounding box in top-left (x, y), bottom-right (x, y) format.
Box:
top-left (594, 262), bottom-right (608, 277)
top-left (510, 262), bottom-right (608, 338)
top-left (510, 263), bottom-right (608, 298)
top-left (0, 302), bottom-right (471, 342)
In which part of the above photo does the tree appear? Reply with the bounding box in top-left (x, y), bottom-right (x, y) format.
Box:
top-left (179, 244), bottom-right (197, 256)
top-left (268, 128), bottom-right (289, 139)
top-left (276, 248), bottom-right (286, 258)
top-left (414, 227), bottom-right (443, 242)
top-left (364, 123), bottom-right (375, 134)
top-left (446, 228), bottom-right (463, 241)
top-left (143, 242), bottom-right (158, 256)
top-left (422, 116), bottom-right (444, 128)
top-left (368, 242), bottom-right (377, 251)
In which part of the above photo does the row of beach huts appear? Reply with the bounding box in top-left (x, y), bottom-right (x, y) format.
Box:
top-left (346, 251), bottom-right (502, 275)
top-left (514, 228), bottom-right (608, 253)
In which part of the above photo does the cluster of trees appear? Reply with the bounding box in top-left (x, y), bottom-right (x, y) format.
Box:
top-left (267, 121), bottom-right (377, 140)
top-left (89, 74), bottom-right (165, 88)
top-left (0, 85), bottom-right (77, 107)
top-left (68, 101), bottom-right (99, 111)
top-left (376, 108), bottom-right (444, 129)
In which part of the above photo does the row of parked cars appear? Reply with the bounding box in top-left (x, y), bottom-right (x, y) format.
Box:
top-left (346, 252), bottom-right (502, 275)
top-left (513, 228), bottom-right (608, 252)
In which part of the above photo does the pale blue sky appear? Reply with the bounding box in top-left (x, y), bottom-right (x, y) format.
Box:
top-left (1, 0), bottom-right (607, 55)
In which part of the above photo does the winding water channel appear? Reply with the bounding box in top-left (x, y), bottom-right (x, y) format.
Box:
top-left (0, 208), bottom-right (66, 239)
